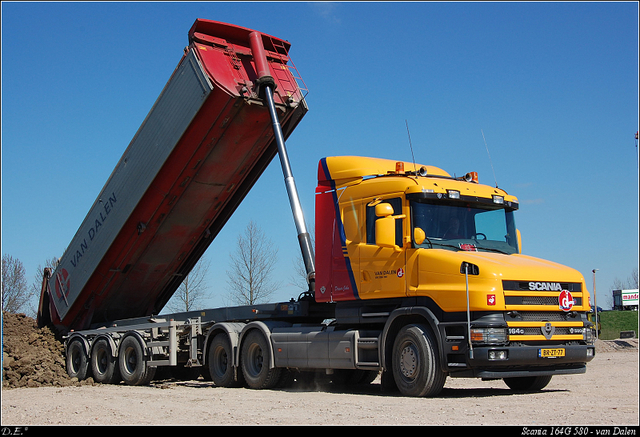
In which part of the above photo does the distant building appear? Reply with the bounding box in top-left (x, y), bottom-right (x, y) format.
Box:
top-left (612, 289), bottom-right (639, 311)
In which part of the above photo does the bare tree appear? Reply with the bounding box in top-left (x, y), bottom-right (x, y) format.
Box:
top-left (226, 221), bottom-right (280, 305)
top-left (289, 231), bottom-right (315, 294)
top-left (164, 258), bottom-right (212, 313)
top-left (2, 254), bottom-right (33, 314)
top-left (611, 267), bottom-right (639, 290)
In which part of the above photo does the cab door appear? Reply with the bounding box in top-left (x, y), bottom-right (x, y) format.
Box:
top-left (358, 197), bottom-right (407, 300)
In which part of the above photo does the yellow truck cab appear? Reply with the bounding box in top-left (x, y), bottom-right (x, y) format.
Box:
top-left (315, 156), bottom-right (595, 395)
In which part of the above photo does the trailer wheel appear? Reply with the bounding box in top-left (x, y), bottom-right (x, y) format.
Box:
top-left (240, 330), bottom-right (281, 389)
top-left (208, 334), bottom-right (238, 387)
top-left (66, 338), bottom-right (90, 381)
top-left (91, 338), bottom-right (120, 384)
top-left (118, 335), bottom-right (156, 386)
top-left (391, 323), bottom-right (445, 397)
top-left (503, 375), bottom-right (552, 391)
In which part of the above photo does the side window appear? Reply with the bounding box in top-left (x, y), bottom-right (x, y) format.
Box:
top-left (366, 197), bottom-right (403, 247)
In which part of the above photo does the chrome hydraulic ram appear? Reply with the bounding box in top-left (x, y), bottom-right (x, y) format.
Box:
top-left (249, 32), bottom-right (316, 292)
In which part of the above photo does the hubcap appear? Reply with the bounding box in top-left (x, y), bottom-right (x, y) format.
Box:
top-left (248, 344), bottom-right (263, 375)
top-left (125, 348), bottom-right (137, 373)
top-left (400, 345), bottom-right (418, 379)
top-left (214, 346), bottom-right (228, 376)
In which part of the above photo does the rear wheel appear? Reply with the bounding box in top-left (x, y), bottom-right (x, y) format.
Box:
top-left (504, 375), bottom-right (552, 391)
top-left (241, 330), bottom-right (281, 389)
top-left (118, 335), bottom-right (156, 386)
top-left (208, 334), bottom-right (238, 387)
top-left (66, 338), bottom-right (90, 380)
top-left (91, 338), bottom-right (120, 384)
top-left (391, 323), bottom-right (446, 397)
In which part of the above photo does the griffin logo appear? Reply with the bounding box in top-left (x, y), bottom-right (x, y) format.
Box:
top-left (559, 290), bottom-right (575, 312)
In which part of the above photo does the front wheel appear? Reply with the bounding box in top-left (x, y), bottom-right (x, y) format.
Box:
top-left (391, 323), bottom-right (446, 397)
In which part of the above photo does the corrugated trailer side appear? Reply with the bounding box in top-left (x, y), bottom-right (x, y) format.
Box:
top-left (38, 19), bottom-right (308, 332)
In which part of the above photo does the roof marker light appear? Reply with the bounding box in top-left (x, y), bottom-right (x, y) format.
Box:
top-left (492, 195), bottom-right (504, 204)
top-left (448, 190), bottom-right (460, 199)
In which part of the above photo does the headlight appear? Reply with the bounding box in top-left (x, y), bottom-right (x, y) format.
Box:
top-left (470, 327), bottom-right (508, 344)
top-left (584, 327), bottom-right (595, 344)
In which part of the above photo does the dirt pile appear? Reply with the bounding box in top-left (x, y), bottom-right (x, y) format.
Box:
top-left (2, 311), bottom-right (93, 389)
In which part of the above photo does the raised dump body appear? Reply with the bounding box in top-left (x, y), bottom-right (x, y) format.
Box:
top-left (38, 19), bottom-right (308, 332)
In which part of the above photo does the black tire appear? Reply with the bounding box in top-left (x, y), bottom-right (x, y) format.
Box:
top-left (503, 375), bottom-right (552, 391)
top-left (118, 335), bottom-right (156, 386)
top-left (91, 338), bottom-right (120, 384)
top-left (66, 338), bottom-right (90, 380)
top-left (391, 323), bottom-right (446, 397)
top-left (240, 330), bottom-right (281, 389)
top-left (208, 334), bottom-right (238, 387)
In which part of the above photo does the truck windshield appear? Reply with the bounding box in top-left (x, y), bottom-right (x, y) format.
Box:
top-left (411, 200), bottom-right (518, 254)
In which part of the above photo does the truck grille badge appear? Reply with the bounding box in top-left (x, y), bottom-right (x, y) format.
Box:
top-left (542, 322), bottom-right (555, 340)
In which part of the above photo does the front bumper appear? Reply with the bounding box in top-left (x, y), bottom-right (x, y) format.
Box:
top-left (446, 343), bottom-right (596, 379)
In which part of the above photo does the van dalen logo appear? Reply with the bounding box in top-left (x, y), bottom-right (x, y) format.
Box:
top-left (558, 289), bottom-right (574, 312)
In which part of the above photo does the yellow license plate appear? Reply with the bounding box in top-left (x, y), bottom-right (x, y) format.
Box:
top-left (539, 348), bottom-right (565, 358)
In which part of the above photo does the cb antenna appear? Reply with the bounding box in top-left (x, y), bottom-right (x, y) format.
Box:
top-left (481, 129), bottom-right (498, 188)
top-left (405, 120), bottom-right (417, 175)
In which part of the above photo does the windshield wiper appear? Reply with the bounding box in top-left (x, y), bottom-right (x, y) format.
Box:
top-left (429, 241), bottom-right (462, 251)
top-left (474, 246), bottom-right (509, 254)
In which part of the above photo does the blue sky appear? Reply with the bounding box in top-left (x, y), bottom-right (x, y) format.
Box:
top-left (2, 2), bottom-right (638, 313)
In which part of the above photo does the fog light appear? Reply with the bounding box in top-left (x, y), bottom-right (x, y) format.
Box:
top-left (488, 350), bottom-right (508, 360)
top-left (587, 348), bottom-right (594, 357)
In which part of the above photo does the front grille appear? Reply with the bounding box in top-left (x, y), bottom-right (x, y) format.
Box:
top-left (503, 280), bottom-right (582, 292)
top-left (514, 311), bottom-right (570, 322)
top-left (518, 327), bottom-right (580, 336)
top-left (505, 296), bottom-right (582, 306)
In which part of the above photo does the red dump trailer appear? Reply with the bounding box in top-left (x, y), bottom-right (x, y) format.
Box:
top-left (37, 19), bottom-right (308, 333)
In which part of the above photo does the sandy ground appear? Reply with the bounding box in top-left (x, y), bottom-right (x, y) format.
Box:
top-left (2, 344), bottom-right (637, 426)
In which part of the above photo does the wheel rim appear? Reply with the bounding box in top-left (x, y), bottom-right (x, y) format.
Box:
top-left (124, 346), bottom-right (138, 374)
top-left (71, 352), bottom-right (82, 373)
top-left (399, 344), bottom-right (418, 379)
top-left (246, 343), bottom-right (263, 376)
top-left (97, 349), bottom-right (108, 374)
top-left (213, 345), bottom-right (228, 377)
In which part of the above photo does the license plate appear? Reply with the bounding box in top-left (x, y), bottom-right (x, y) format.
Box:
top-left (539, 348), bottom-right (565, 358)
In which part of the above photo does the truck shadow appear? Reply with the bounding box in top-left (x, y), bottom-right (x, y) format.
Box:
top-left (150, 379), bottom-right (568, 399)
